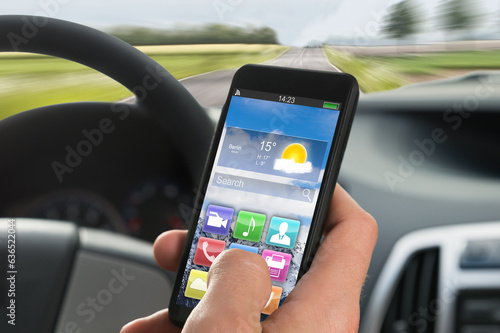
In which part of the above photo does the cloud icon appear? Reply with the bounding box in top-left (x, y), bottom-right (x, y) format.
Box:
top-left (274, 159), bottom-right (312, 174)
top-left (190, 277), bottom-right (207, 291)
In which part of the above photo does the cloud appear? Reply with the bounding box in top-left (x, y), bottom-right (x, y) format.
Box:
top-left (274, 159), bottom-right (313, 174)
top-left (190, 277), bottom-right (207, 291)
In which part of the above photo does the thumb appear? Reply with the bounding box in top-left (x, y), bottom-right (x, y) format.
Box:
top-left (183, 249), bottom-right (272, 333)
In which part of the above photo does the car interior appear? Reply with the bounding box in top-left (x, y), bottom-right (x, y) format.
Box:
top-left (1, 12), bottom-right (500, 333)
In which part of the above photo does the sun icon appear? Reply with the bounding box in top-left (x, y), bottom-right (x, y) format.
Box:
top-left (281, 143), bottom-right (307, 164)
top-left (273, 143), bottom-right (312, 174)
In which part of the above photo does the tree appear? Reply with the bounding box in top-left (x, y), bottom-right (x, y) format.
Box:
top-left (439, 0), bottom-right (477, 38)
top-left (110, 24), bottom-right (279, 46)
top-left (382, 0), bottom-right (420, 41)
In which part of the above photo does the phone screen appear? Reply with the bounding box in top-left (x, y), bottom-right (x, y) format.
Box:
top-left (175, 88), bottom-right (341, 316)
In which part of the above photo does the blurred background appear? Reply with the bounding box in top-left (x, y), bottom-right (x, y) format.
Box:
top-left (1, 0), bottom-right (499, 120)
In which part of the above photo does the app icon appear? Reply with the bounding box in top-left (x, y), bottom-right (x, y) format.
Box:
top-left (265, 217), bottom-right (300, 249)
top-left (262, 286), bottom-right (283, 315)
top-left (233, 210), bottom-right (266, 242)
top-left (185, 269), bottom-right (208, 300)
top-left (193, 237), bottom-right (226, 267)
top-left (229, 243), bottom-right (259, 254)
top-left (203, 204), bottom-right (234, 236)
top-left (262, 250), bottom-right (291, 282)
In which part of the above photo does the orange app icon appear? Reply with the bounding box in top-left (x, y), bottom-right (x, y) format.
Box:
top-left (262, 285), bottom-right (282, 315)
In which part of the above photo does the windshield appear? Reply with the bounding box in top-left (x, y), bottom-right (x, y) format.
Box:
top-left (1, 0), bottom-right (499, 120)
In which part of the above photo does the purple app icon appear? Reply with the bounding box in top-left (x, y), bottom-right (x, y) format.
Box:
top-left (202, 204), bottom-right (234, 236)
top-left (262, 249), bottom-right (292, 282)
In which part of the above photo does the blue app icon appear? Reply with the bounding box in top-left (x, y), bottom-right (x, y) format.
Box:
top-left (265, 217), bottom-right (300, 249)
top-left (229, 243), bottom-right (259, 253)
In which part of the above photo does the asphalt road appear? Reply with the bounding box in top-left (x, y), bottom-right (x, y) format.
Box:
top-left (180, 47), bottom-right (340, 107)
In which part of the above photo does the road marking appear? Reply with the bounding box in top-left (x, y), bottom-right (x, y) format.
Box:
top-left (321, 48), bottom-right (342, 72)
top-left (179, 69), bottom-right (223, 82)
top-left (180, 47), bottom-right (291, 82)
top-left (262, 48), bottom-right (291, 65)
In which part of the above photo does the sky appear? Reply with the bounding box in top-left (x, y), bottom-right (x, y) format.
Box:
top-left (3, 0), bottom-right (499, 46)
top-left (226, 97), bottom-right (339, 144)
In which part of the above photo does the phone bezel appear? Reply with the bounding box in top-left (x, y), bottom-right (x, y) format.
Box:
top-left (168, 64), bottom-right (359, 326)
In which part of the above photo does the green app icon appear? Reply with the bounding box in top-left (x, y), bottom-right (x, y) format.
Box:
top-left (233, 210), bottom-right (266, 242)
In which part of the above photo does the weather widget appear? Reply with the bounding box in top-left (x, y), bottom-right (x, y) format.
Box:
top-left (218, 127), bottom-right (327, 182)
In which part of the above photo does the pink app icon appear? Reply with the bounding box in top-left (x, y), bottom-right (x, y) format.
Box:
top-left (262, 250), bottom-right (292, 282)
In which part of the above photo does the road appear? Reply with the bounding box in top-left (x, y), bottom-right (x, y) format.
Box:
top-left (180, 47), bottom-right (340, 107)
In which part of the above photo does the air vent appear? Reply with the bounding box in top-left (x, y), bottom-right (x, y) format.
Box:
top-left (381, 248), bottom-right (440, 333)
top-left (456, 290), bottom-right (500, 331)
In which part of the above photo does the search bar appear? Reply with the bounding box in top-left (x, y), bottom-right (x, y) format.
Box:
top-left (212, 172), bottom-right (315, 203)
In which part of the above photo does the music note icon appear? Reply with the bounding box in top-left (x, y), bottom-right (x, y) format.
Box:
top-left (234, 211), bottom-right (266, 242)
top-left (242, 216), bottom-right (256, 237)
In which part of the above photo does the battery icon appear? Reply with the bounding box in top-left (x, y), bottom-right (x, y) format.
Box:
top-left (323, 102), bottom-right (340, 110)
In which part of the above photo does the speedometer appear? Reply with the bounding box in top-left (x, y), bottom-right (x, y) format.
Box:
top-left (27, 189), bottom-right (125, 232)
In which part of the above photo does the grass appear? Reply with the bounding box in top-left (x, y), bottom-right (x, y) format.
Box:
top-left (324, 47), bottom-right (403, 93)
top-left (324, 48), bottom-right (500, 92)
top-left (0, 44), bottom-right (287, 121)
top-left (359, 50), bottom-right (500, 75)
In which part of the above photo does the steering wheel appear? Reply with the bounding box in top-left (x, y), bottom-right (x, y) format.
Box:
top-left (0, 15), bottom-right (214, 332)
top-left (0, 15), bottom-right (214, 185)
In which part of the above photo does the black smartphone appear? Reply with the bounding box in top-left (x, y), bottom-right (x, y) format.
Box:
top-left (168, 64), bottom-right (359, 326)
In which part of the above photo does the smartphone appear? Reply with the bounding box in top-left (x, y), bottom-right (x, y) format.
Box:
top-left (168, 64), bottom-right (359, 326)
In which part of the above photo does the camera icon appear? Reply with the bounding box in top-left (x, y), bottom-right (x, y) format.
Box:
top-left (206, 212), bottom-right (228, 228)
top-left (202, 204), bottom-right (234, 236)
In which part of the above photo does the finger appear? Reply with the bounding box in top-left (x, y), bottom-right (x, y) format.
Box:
top-left (299, 184), bottom-right (377, 300)
top-left (184, 249), bottom-right (272, 333)
top-left (120, 309), bottom-right (181, 333)
top-left (153, 229), bottom-right (188, 272)
top-left (323, 184), bottom-right (375, 234)
top-left (264, 184), bottom-right (377, 331)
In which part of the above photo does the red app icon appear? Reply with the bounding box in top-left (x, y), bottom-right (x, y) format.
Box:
top-left (193, 237), bottom-right (226, 267)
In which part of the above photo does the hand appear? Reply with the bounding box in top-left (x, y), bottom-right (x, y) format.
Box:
top-left (121, 184), bottom-right (377, 332)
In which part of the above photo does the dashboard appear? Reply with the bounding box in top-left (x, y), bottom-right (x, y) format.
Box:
top-left (340, 71), bottom-right (500, 332)
top-left (0, 104), bottom-right (194, 242)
